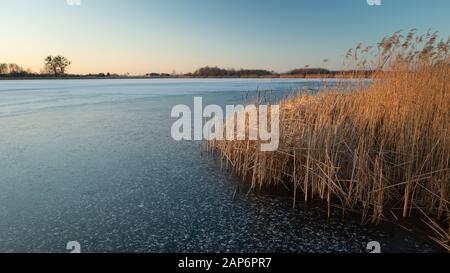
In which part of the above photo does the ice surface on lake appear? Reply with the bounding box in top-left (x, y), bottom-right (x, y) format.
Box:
top-left (0, 79), bottom-right (325, 117)
top-left (0, 79), bottom-right (436, 253)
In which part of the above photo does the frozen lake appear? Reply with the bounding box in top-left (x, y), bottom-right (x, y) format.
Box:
top-left (0, 79), bottom-right (437, 253)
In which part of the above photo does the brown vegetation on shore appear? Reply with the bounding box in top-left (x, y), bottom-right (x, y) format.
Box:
top-left (207, 30), bottom-right (450, 251)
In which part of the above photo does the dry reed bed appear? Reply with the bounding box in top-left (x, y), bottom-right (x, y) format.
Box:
top-left (207, 30), bottom-right (450, 251)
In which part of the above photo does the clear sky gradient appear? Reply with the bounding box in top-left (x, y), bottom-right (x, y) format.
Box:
top-left (1, 0), bottom-right (449, 75)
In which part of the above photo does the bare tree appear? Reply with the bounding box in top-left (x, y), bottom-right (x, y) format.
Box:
top-left (45, 55), bottom-right (71, 76)
top-left (0, 63), bottom-right (8, 74)
top-left (8, 63), bottom-right (23, 74)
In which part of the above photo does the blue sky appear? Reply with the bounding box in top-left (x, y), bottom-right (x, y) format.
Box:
top-left (1, 0), bottom-right (449, 74)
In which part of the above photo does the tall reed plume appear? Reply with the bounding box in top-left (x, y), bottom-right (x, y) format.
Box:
top-left (207, 30), bottom-right (450, 251)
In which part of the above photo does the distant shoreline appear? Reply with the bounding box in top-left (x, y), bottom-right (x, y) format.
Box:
top-left (0, 65), bottom-right (375, 81)
top-left (0, 74), bottom-right (371, 81)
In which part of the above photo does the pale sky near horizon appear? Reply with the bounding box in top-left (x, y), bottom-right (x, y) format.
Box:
top-left (1, 0), bottom-right (449, 75)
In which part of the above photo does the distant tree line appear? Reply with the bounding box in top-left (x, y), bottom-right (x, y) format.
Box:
top-left (285, 68), bottom-right (331, 75)
top-left (0, 55), bottom-right (72, 78)
top-left (0, 63), bottom-right (32, 76)
top-left (1, 58), bottom-right (375, 79)
top-left (1, 55), bottom-right (141, 79)
top-left (146, 72), bottom-right (173, 78)
top-left (172, 66), bottom-right (374, 78)
top-left (189, 66), bottom-right (274, 78)
top-left (285, 68), bottom-right (375, 77)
